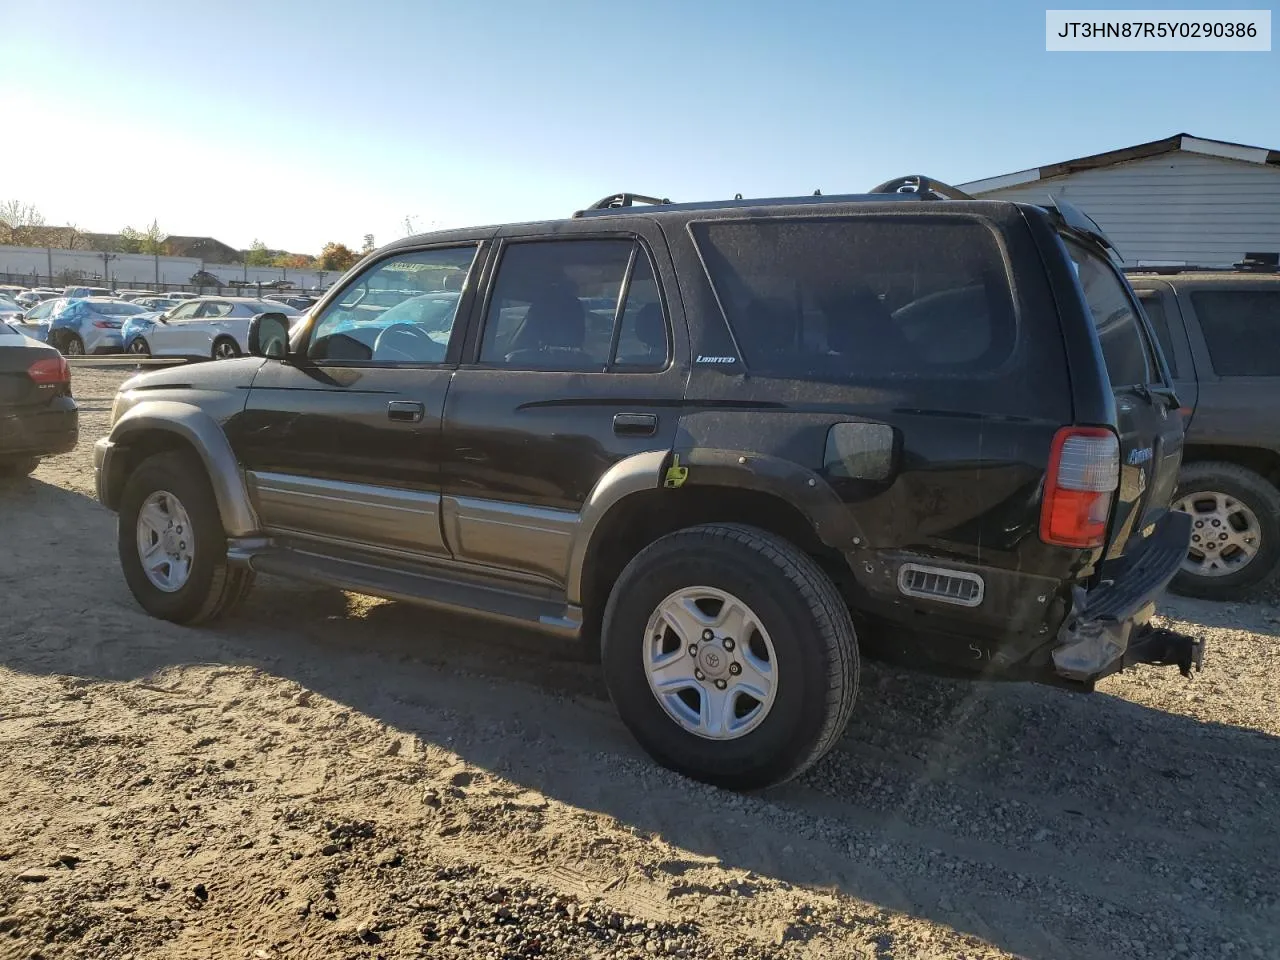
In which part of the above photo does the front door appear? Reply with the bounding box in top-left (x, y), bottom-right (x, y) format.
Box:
top-left (440, 227), bottom-right (687, 587)
top-left (147, 299), bottom-right (203, 357)
top-left (231, 242), bottom-right (485, 559)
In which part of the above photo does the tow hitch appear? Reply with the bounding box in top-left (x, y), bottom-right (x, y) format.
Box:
top-left (1125, 624), bottom-right (1205, 678)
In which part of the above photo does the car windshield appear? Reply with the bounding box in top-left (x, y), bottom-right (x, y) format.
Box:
top-left (252, 301), bottom-right (299, 315)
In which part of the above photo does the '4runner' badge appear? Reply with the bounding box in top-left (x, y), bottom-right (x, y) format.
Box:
top-left (1126, 447), bottom-right (1153, 466)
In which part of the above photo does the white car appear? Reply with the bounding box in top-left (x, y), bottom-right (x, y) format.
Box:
top-left (129, 297), bottom-right (301, 360)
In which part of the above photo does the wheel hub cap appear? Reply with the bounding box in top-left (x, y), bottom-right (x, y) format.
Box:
top-left (1173, 490), bottom-right (1261, 578)
top-left (643, 587), bottom-right (778, 741)
top-left (136, 490), bottom-right (195, 593)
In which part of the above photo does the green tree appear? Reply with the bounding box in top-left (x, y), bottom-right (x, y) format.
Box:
top-left (274, 252), bottom-right (313, 269)
top-left (316, 242), bottom-right (359, 272)
top-left (140, 220), bottom-right (167, 255)
top-left (244, 239), bottom-right (273, 267)
top-left (118, 226), bottom-right (144, 254)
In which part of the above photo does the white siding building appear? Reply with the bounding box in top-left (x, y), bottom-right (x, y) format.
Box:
top-left (957, 134), bottom-right (1280, 268)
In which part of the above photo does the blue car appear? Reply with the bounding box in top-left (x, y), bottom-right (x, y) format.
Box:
top-left (122, 311), bottom-right (160, 354)
top-left (33, 298), bottom-right (156, 355)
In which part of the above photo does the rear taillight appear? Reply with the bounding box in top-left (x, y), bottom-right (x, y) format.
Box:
top-left (92, 319), bottom-right (122, 329)
top-left (28, 355), bottom-right (70, 385)
top-left (1040, 427), bottom-right (1119, 549)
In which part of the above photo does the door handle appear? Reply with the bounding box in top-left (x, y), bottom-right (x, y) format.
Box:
top-left (387, 400), bottom-right (425, 423)
top-left (613, 412), bottom-right (658, 436)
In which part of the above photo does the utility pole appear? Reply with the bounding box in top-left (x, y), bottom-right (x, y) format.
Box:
top-left (100, 251), bottom-right (116, 287)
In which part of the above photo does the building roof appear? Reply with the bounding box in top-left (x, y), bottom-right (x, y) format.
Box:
top-left (959, 134), bottom-right (1280, 195)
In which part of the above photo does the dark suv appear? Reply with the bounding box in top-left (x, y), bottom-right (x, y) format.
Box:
top-left (92, 181), bottom-right (1197, 789)
top-left (1128, 265), bottom-right (1280, 600)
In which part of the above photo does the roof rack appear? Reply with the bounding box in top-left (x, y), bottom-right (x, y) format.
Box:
top-left (574, 193), bottom-right (671, 216)
top-left (1125, 257), bottom-right (1280, 276)
top-left (867, 175), bottom-right (975, 201)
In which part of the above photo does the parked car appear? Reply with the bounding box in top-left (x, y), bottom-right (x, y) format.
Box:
top-left (0, 296), bottom-right (23, 325)
top-left (0, 285), bottom-right (28, 302)
top-left (124, 297), bottom-right (300, 359)
top-left (1127, 265), bottom-right (1280, 600)
top-left (15, 290), bottom-right (56, 308)
top-left (94, 181), bottom-right (1197, 789)
top-left (63, 285), bottom-right (113, 300)
top-left (0, 321), bottom-right (77, 476)
top-left (29, 297), bottom-right (153, 355)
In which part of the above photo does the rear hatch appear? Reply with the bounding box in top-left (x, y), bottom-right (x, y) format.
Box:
top-left (1061, 233), bottom-right (1184, 559)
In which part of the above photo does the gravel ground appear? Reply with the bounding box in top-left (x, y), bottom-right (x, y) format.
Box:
top-left (1, 365), bottom-right (1277, 960)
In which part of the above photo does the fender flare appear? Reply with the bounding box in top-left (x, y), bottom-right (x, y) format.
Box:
top-left (674, 447), bottom-right (867, 550)
top-left (107, 400), bottom-right (259, 537)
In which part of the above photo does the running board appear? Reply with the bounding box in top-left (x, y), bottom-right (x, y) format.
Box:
top-left (245, 546), bottom-right (583, 640)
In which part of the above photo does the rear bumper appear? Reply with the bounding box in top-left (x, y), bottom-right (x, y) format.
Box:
top-left (1051, 510), bottom-right (1194, 683)
top-left (0, 399), bottom-right (78, 458)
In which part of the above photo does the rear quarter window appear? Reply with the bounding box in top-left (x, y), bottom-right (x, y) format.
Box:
top-left (1190, 288), bottom-right (1280, 377)
top-left (690, 217), bottom-right (1018, 379)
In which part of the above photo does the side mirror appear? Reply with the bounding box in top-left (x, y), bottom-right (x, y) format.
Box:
top-left (248, 312), bottom-right (291, 359)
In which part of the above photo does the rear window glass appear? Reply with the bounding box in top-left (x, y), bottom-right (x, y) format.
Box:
top-left (1190, 289), bottom-right (1280, 377)
top-left (1136, 291), bottom-right (1178, 377)
top-left (691, 218), bottom-right (1017, 378)
top-left (89, 301), bottom-right (148, 316)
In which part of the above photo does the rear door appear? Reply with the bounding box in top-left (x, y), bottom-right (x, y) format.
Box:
top-left (1065, 241), bottom-right (1184, 556)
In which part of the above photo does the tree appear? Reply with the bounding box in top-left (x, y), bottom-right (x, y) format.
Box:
top-left (118, 226), bottom-right (144, 254)
top-left (140, 219), bottom-right (167, 255)
top-left (361, 234), bottom-right (375, 254)
top-left (0, 201), bottom-right (50, 247)
top-left (316, 242), bottom-right (359, 272)
top-left (274, 253), bottom-right (313, 269)
top-left (244, 239), bottom-right (273, 267)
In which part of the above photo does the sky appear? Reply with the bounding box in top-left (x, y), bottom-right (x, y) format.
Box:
top-left (1, 0), bottom-right (1276, 255)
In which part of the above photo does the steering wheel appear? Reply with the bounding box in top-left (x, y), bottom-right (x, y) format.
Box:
top-left (372, 323), bottom-right (441, 362)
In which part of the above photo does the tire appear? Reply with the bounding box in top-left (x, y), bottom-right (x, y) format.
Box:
top-left (601, 523), bottom-right (858, 790)
top-left (60, 332), bottom-right (85, 356)
top-left (1170, 461), bottom-right (1280, 601)
top-left (0, 457), bottom-right (39, 477)
top-left (212, 337), bottom-right (240, 360)
top-left (117, 450), bottom-right (254, 624)
top-left (128, 337), bottom-right (150, 355)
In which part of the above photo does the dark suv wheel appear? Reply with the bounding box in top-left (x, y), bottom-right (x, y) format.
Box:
top-left (117, 450), bottom-right (255, 624)
top-left (601, 523), bottom-right (859, 789)
top-left (1171, 461), bottom-right (1280, 601)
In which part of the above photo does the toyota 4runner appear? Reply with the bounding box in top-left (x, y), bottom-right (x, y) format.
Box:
top-left (94, 178), bottom-right (1200, 789)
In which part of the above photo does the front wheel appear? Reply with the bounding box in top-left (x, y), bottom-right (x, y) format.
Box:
top-left (117, 450), bottom-right (254, 624)
top-left (128, 337), bottom-right (150, 355)
top-left (1170, 461), bottom-right (1280, 601)
top-left (602, 523), bottom-right (859, 790)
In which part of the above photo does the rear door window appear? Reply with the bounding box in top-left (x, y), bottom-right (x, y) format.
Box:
top-left (690, 217), bottom-right (1017, 378)
top-left (1189, 289), bottom-right (1280, 377)
top-left (1065, 241), bottom-right (1154, 388)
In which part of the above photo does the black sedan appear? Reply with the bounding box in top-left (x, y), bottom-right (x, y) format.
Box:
top-left (0, 322), bottom-right (78, 476)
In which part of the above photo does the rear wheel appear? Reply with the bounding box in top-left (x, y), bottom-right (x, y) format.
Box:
top-left (0, 457), bottom-right (39, 477)
top-left (602, 523), bottom-right (858, 789)
top-left (117, 450), bottom-right (254, 624)
top-left (1170, 461), bottom-right (1280, 601)
top-left (60, 333), bottom-right (85, 356)
top-left (128, 337), bottom-right (150, 355)
top-left (212, 337), bottom-right (240, 360)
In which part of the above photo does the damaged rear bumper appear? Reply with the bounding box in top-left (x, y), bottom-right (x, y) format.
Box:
top-left (1052, 511), bottom-right (1201, 684)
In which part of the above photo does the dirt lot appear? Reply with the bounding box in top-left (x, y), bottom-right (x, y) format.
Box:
top-left (1, 365), bottom-right (1277, 960)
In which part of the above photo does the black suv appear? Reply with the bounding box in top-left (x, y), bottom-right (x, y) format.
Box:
top-left (93, 181), bottom-right (1197, 789)
top-left (1128, 264), bottom-right (1280, 600)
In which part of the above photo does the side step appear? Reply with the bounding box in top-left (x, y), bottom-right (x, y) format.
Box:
top-left (247, 546), bottom-right (583, 639)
